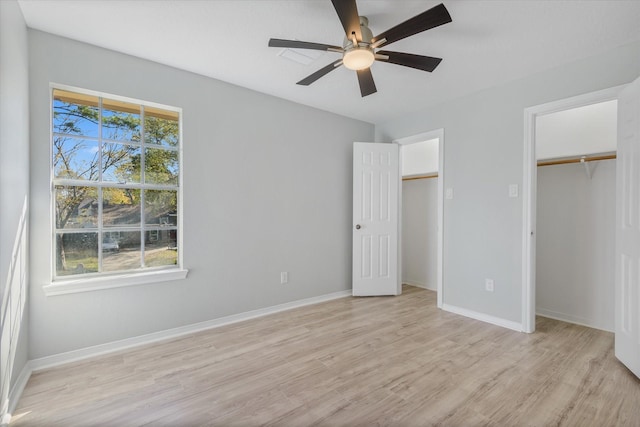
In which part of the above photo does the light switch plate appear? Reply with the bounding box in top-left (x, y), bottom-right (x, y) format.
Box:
top-left (508, 184), bottom-right (519, 198)
top-left (445, 188), bottom-right (454, 200)
top-left (485, 279), bottom-right (494, 292)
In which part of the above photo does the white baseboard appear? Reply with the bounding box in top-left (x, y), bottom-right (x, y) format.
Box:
top-left (536, 307), bottom-right (613, 333)
top-left (2, 362), bottom-right (33, 426)
top-left (442, 303), bottom-right (523, 332)
top-left (29, 289), bottom-right (351, 372)
top-left (403, 280), bottom-right (436, 291)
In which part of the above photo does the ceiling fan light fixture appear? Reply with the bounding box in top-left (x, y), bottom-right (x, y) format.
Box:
top-left (268, 1), bottom-right (452, 97)
top-left (342, 47), bottom-right (375, 71)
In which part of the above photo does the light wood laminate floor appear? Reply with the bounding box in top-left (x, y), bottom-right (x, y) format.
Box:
top-left (11, 286), bottom-right (640, 426)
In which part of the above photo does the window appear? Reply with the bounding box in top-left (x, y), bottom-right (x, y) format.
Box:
top-left (51, 87), bottom-right (182, 283)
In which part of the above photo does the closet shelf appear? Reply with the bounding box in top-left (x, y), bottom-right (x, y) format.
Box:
top-left (537, 152), bottom-right (616, 179)
top-left (537, 152), bottom-right (616, 167)
top-left (403, 173), bottom-right (438, 181)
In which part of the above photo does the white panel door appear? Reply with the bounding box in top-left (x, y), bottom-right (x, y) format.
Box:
top-left (615, 76), bottom-right (640, 378)
top-left (352, 142), bottom-right (400, 296)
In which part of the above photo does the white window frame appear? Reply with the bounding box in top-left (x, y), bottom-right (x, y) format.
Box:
top-left (44, 84), bottom-right (187, 296)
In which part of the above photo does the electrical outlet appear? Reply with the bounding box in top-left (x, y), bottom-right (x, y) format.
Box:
top-left (485, 279), bottom-right (494, 292)
top-left (508, 184), bottom-right (519, 198)
top-left (280, 272), bottom-right (289, 284)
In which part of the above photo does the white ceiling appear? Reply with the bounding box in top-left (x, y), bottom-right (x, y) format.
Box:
top-left (17, 0), bottom-right (640, 124)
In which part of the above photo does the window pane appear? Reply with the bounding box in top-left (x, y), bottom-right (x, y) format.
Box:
top-left (56, 232), bottom-right (98, 276)
top-left (102, 143), bottom-right (141, 183)
top-left (103, 188), bottom-right (141, 227)
top-left (53, 137), bottom-right (100, 180)
top-left (53, 90), bottom-right (99, 137)
top-left (145, 229), bottom-right (178, 267)
top-left (52, 89), bottom-right (181, 280)
top-left (102, 231), bottom-right (142, 272)
top-left (55, 186), bottom-right (98, 229)
top-left (144, 190), bottom-right (177, 226)
top-left (145, 115), bottom-right (178, 148)
top-left (102, 99), bottom-right (141, 142)
top-left (144, 148), bottom-right (178, 185)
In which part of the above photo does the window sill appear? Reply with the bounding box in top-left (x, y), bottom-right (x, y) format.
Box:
top-left (43, 268), bottom-right (189, 296)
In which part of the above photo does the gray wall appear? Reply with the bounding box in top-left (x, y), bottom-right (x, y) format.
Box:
top-left (28, 30), bottom-right (373, 359)
top-left (536, 160), bottom-right (616, 331)
top-left (376, 41), bottom-right (640, 325)
top-left (402, 178), bottom-right (438, 290)
top-left (0, 0), bottom-right (30, 410)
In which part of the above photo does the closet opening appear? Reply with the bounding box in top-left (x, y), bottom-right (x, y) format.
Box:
top-left (535, 100), bottom-right (617, 332)
top-left (522, 86), bottom-right (623, 333)
top-left (395, 129), bottom-right (444, 307)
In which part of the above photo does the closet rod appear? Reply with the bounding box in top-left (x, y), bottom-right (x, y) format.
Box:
top-left (537, 153), bottom-right (616, 167)
top-left (403, 173), bottom-right (438, 181)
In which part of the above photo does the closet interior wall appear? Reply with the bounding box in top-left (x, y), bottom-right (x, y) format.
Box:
top-left (536, 156), bottom-right (616, 331)
top-left (402, 175), bottom-right (438, 290)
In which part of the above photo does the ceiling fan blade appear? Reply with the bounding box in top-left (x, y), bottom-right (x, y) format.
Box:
top-left (269, 38), bottom-right (343, 52)
top-left (331, 0), bottom-right (362, 42)
top-left (376, 50), bottom-right (442, 72)
top-left (372, 3), bottom-right (452, 48)
top-left (297, 60), bottom-right (343, 86)
top-left (356, 68), bottom-right (377, 97)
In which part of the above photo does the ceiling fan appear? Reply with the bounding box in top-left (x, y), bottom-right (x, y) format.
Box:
top-left (268, 0), bottom-right (452, 97)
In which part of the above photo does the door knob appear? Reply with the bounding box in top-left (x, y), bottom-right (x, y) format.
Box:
top-left (355, 224), bottom-right (361, 230)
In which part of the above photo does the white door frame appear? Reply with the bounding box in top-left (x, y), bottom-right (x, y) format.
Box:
top-left (394, 128), bottom-right (445, 307)
top-left (522, 85), bottom-right (626, 333)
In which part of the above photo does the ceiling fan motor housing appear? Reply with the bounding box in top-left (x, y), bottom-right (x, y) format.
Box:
top-left (343, 16), bottom-right (373, 48)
